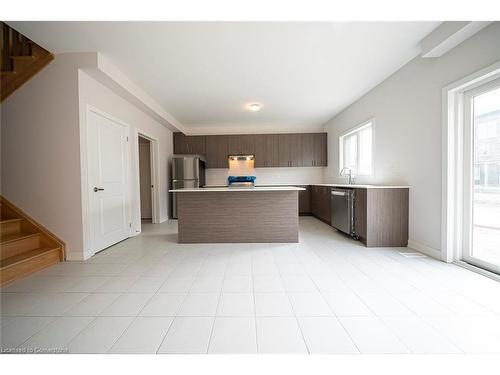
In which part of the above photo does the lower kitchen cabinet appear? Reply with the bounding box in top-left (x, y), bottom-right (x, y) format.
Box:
top-left (310, 185), bottom-right (331, 224)
top-left (354, 188), bottom-right (409, 247)
top-left (308, 185), bottom-right (409, 247)
top-left (298, 185), bottom-right (311, 215)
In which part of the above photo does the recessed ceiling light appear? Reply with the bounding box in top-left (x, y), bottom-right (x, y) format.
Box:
top-left (248, 103), bottom-right (261, 112)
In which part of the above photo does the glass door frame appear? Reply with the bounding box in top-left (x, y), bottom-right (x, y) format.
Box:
top-left (462, 77), bottom-right (500, 275)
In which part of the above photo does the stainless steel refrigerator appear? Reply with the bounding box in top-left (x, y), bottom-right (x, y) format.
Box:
top-left (171, 155), bottom-right (206, 218)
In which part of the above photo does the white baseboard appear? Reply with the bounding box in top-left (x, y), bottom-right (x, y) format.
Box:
top-left (407, 239), bottom-right (442, 260)
top-left (65, 252), bottom-right (86, 261)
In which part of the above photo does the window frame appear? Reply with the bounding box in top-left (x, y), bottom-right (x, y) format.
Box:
top-left (338, 118), bottom-right (375, 177)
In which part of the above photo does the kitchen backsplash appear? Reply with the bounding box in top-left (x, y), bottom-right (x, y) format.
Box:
top-left (228, 159), bottom-right (255, 176)
top-left (206, 167), bottom-right (325, 186)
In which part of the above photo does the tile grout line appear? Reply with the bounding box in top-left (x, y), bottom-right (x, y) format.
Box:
top-left (14, 316), bottom-right (58, 350)
top-left (60, 315), bottom-right (100, 353)
top-left (275, 249), bottom-right (310, 354)
top-left (301, 243), bottom-right (362, 354)
top-left (4, 218), bottom-right (500, 354)
top-left (311, 237), bottom-right (452, 354)
top-left (153, 316), bottom-right (176, 354)
top-left (79, 248), bottom-right (181, 353)
top-left (251, 245), bottom-right (259, 354)
top-left (156, 245), bottom-right (209, 354)
top-left (106, 287), bottom-right (161, 353)
top-left (204, 244), bottom-right (229, 354)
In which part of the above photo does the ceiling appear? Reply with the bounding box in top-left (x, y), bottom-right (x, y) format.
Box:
top-left (10, 22), bottom-right (439, 133)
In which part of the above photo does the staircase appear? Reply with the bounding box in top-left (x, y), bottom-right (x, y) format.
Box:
top-left (1, 22), bottom-right (54, 102)
top-left (0, 196), bottom-right (65, 286)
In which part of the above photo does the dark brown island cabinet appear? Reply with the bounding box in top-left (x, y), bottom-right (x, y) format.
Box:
top-left (305, 185), bottom-right (409, 247)
top-left (173, 132), bottom-right (327, 168)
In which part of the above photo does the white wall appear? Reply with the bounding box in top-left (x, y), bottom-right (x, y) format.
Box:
top-left (1, 53), bottom-right (96, 258)
top-left (206, 167), bottom-right (325, 186)
top-left (78, 71), bottom-right (173, 257)
top-left (1, 53), bottom-right (174, 260)
top-left (323, 22), bottom-right (500, 253)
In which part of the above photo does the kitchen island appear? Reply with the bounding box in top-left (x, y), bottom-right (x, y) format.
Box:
top-left (169, 186), bottom-right (305, 243)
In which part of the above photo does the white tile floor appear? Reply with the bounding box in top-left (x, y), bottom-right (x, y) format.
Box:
top-left (2, 216), bottom-right (500, 354)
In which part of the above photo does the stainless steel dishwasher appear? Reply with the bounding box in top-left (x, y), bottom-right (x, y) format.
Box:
top-left (330, 188), bottom-right (354, 235)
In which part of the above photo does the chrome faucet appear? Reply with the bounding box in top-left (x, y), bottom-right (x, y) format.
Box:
top-left (340, 167), bottom-right (354, 184)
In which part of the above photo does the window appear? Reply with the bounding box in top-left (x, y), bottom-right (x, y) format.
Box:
top-left (339, 120), bottom-right (373, 176)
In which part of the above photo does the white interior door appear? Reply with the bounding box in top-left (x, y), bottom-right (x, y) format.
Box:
top-left (87, 109), bottom-right (131, 254)
top-left (462, 78), bottom-right (500, 274)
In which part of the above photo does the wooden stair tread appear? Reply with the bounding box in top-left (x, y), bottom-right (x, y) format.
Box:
top-left (1, 22), bottom-right (54, 102)
top-left (10, 55), bottom-right (35, 61)
top-left (0, 231), bottom-right (38, 244)
top-left (1, 190), bottom-right (64, 287)
top-left (0, 218), bottom-right (23, 224)
top-left (0, 246), bottom-right (60, 268)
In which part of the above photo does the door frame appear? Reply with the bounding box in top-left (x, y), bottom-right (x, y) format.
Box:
top-left (442, 60), bottom-right (500, 265)
top-left (461, 78), bottom-right (500, 274)
top-left (80, 104), bottom-right (133, 260)
top-left (133, 128), bottom-right (160, 234)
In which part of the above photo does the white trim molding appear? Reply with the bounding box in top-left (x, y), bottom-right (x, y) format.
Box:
top-left (133, 128), bottom-right (162, 235)
top-left (421, 22), bottom-right (492, 58)
top-left (441, 60), bottom-right (500, 264)
top-left (338, 118), bottom-right (375, 178)
top-left (407, 239), bottom-right (441, 260)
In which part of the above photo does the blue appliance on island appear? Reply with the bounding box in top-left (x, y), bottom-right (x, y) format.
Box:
top-left (227, 175), bottom-right (256, 188)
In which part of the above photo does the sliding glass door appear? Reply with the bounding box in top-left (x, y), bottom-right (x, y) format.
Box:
top-left (463, 79), bottom-right (500, 274)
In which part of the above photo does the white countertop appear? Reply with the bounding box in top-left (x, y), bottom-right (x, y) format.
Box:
top-left (312, 184), bottom-right (410, 189)
top-left (203, 184), bottom-right (410, 189)
top-left (169, 186), bottom-right (306, 192)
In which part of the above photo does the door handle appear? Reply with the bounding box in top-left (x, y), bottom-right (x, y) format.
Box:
top-left (93, 187), bottom-right (104, 192)
top-left (331, 191), bottom-right (347, 196)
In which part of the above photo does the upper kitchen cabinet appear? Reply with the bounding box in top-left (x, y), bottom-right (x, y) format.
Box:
top-left (314, 133), bottom-right (327, 166)
top-left (254, 134), bottom-right (279, 167)
top-left (173, 133), bottom-right (188, 154)
top-left (190, 136), bottom-right (206, 155)
top-left (241, 135), bottom-right (255, 154)
top-left (200, 132), bottom-right (326, 169)
top-left (290, 134), bottom-right (303, 167)
top-left (302, 133), bottom-right (327, 167)
top-left (279, 134), bottom-right (303, 167)
top-left (302, 133), bottom-right (314, 167)
top-left (205, 135), bottom-right (228, 168)
top-left (278, 135), bottom-right (290, 167)
top-left (227, 135), bottom-right (255, 155)
top-left (173, 133), bottom-right (206, 155)
top-left (216, 135), bottom-right (229, 168)
top-left (205, 136), bottom-right (218, 168)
